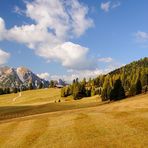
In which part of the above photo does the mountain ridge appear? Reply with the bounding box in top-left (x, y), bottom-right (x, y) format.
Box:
top-left (0, 66), bottom-right (49, 89)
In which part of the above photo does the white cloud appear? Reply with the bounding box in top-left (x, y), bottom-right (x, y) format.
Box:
top-left (100, 1), bottom-right (120, 12)
top-left (6, 24), bottom-right (60, 49)
top-left (0, 49), bottom-right (10, 65)
top-left (101, 1), bottom-right (111, 12)
top-left (0, 17), bottom-right (6, 40)
top-left (135, 31), bottom-right (148, 42)
top-left (98, 57), bottom-right (113, 63)
top-left (36, 42), bottom-right (96, 70)
top-left (49, 67), bottom-right (114, 82)
top-left (0, 0), bottom-right (94, 70)
top-left (68, 0), bottom-right (93, 37)
top-left (25, 0), bottom-right (93, 39)
top-left (49, 69), bottom-right (104, 82)
top-left (37, 58), bottom-right (124, 82)
top-left (37, 72), bottom-right (50, 80)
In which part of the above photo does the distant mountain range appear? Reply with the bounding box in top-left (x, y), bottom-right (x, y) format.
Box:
top-left (0, 66), bottom-right (49, 89)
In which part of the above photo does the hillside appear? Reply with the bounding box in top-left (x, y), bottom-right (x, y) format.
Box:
top-left (0, 66), bottom-right (49, 89)
top-left (0, 90), bottom-right (147, 148)
top-left (0, 88), bottom-right (101, 121)
top-left (61, 57), bottom-right (148, 101)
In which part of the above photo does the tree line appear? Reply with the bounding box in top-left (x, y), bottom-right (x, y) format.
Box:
top-left (61, 57), bottom-right (148, 101)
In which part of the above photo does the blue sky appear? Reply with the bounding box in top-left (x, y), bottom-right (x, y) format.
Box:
top-left (0, 0), bottom-right (148, 81)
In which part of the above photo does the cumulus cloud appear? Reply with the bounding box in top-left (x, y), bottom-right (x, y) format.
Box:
top-left (98, 57), bottom-right (113, 63)
top-left (0, 49), bottom-right (10, 65)
top-left (101, 1), bottom-right (120, 12)
top-left (37, 72), bottom-right (50, 80)
top-left (0, 0), bottom-right (94, 70)
top-left (36, 42), bottom-right (96, 69)
top-left (135, 31), bottom-right (148, 42)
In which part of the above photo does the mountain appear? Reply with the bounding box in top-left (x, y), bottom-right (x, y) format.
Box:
top-left (0, 66), bottom-right (49, 89)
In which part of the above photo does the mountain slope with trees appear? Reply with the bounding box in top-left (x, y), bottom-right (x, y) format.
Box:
top-left (61, 57), bottom-right (148, 101)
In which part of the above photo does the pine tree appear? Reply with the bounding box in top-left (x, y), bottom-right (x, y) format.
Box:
top-left (13, 87), bottom-right (18, 93)
top-left (50, 80), bottom-right (55, 88)
top-left (135, 79), bottom-right (142, 95)
top-left (109, 79), bottom-right (125, 101)
top-left (0, 88), bottom-right (3, 95)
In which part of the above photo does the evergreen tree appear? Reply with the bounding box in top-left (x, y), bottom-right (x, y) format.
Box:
top-left (73, 83), bottom-right (80, 99)
top-left (0, 88), bottom-right (3, 95)
top-left (135, 79), bottom-right (142, 95)
top-left (13, 87), bottom-right (18, 93)
top-left (86, 89), bottom-right (91, 97)
top-left (109, 79), bottom-right (125, 101)
top-left (39, 82), bottom-right (43, 89)
top-left (50, 80), bottom-right (55, 88)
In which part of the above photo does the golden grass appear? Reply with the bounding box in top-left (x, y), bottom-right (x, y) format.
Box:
top-left (0, 88), bottom-right (62, 106)
top-left (0, 89), bottom-right (147, 148)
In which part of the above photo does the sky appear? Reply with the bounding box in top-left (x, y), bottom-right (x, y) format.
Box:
top-left (0, 0), bottom-right (148, 82)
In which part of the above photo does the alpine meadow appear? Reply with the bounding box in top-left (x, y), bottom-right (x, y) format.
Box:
top-left (0, 0), bottom-right (148, 148)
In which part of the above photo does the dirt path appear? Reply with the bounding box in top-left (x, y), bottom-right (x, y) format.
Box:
top-left (13, 92), bottom-right (22, 102)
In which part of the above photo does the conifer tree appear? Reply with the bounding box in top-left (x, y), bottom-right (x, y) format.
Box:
top-left (135, 79), bottom-right (142, 95)
top-left (109, 79), bottom-right (125, 101)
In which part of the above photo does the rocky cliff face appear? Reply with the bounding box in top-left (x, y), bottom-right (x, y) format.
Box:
top-left (0, 66), bottom-right (49, 88)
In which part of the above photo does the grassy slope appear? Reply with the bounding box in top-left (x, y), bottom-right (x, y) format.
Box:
top-left (0, 88), bottom-right (62, 106)
top-left (0, 88), bottom-right (101, 120)
top-left (0, 89), bottom-right (148, 148)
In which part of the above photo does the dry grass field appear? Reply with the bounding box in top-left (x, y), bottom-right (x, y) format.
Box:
top-left (0, 88), bottom-right (62, 106)
top-left (0, 89), bottom-right (148, 148)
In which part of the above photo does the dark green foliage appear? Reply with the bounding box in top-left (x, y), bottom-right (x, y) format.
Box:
top-left (4, 88), bottom-right (10, 94)
top-left (61, 79), bottom-right (88, 99)
top-left (0, 88), bottom-right (3, 95)
top-left (109, 79), bottom-right (125, 101)
top-left (73, 82), bottom-right (86, 99)
top-left (85, 89), bottom-right (91, 97)
top-left (0, 88), bottom-right (11, 95)
top-left (135, 79), bottom-right (142, 95)
top-left (13, 87), bottom-right (18, 93)
top-left (50, 80), bottom-right (55, 88)
top-left (39, 82), bottom-right (43, 89)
